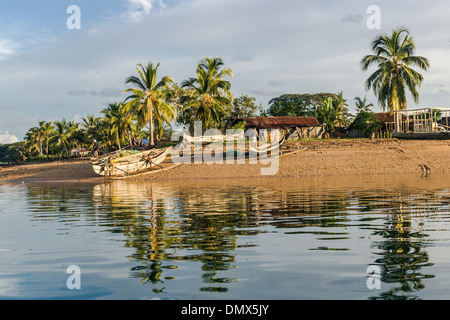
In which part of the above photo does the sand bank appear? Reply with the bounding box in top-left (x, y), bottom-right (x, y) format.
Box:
top-left (0, 139), bottom-right (448, 183)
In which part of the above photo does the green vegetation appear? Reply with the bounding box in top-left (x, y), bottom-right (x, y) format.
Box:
top-left (353, 111), bottom-right (382, 138)
top-left (264, 93), bottom-right (336, 117)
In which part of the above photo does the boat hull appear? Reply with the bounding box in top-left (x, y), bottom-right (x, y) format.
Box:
top-left (91, 146), bottom-right (172, 177)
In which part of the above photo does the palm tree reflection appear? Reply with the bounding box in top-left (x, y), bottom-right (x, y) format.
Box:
top-left (368, 192), bottom-right (436, 300)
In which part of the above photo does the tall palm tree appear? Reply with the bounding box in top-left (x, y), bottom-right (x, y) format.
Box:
top-left (181, 56), bottom-right (233, 130)
top-left (354, 96), bottom-right (374, 114)
top-left (117, 103), bottom-right (138, 146)
top-left (67, 121), bottom-right (85, 150)
top-left (24, 126), bottom-right (43, 157)
top-left (101, 102), bottom-right (122, 149)
top-left (332, 91), bottom-right (350, 127)
top-left (124, 62), bottom-right (175, 147)
top-left (40, 121), bottom-right (55, 160)
top-left (361, 27), bottom-right (429, 112)
top-left (51, 119), bottom-right (71, 158)
top-left (82, 115), bottom-right (101, 142)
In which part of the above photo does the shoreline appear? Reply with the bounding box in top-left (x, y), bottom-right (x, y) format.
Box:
top-left (0, 139), bottom-right (449, 184)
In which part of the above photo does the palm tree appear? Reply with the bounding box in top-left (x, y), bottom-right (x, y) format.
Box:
top-left (101, 103), bottom-right (122, 149)
top-left (332, 91), bottom-right (350, 127)
top-left (117, 103), bottom-right (138, 146)
top-left (82, 115), bottom-right (101, 142)
top-left (51, 119), bottom-right (71, 158)
top-left (314, 97), bottom-right (337, 138)
top-left (361, 27), bottom-right (430, 112)
top-left (40, 121), bottom-right (55, 160)
top-left (124, 61), bottom-right (175, 147)
top-left (354, 96), bottom-right (374, 113)
top-left (67, 121), bottom-right (85, 151)
top-left (181, 56), bottom-right (233, 130)
top-left (24, 126), bottom-right (43, 157)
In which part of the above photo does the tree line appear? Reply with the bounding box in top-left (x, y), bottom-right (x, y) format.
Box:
top-left (1, 27), bottom-right (428, 163)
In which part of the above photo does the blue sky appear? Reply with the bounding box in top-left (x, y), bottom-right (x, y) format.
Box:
top-left (1, 0), bottom-right (450, 143)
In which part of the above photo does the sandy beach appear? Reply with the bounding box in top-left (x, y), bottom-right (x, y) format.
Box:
top-left (0, 139), bottom-right (449, 183)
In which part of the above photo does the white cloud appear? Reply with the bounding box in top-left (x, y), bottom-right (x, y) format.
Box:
top-left (0, 39), bottom-right (16, 58)
top-left (0, 131), bottom-right (19, 144)
top-left (127, 0), bottom-right (157, 21)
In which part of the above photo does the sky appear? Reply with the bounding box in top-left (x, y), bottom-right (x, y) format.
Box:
top-left (1, 0), bottom-right (450, 143)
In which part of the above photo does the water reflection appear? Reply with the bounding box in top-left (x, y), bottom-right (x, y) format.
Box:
top-left (369, 190), bottom-right (444, 300)
top-left (6, 174), bottom-right (449, 299)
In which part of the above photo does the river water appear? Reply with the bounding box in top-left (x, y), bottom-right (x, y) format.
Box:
top-left (0, 174), bottom-right (449, 300)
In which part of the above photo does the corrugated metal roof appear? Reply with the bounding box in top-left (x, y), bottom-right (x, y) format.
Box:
top-left (242, 117), bottom-right (320, 129)
top-left (375, 112), bottom-right (395, 123)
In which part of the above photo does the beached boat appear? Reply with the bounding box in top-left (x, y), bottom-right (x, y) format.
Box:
top-left (248, 135), bottom-right (285, 154)
top-left (91, 146), bottom-right (172, 177)
top-left (177, 132), bottom-right (285, 155)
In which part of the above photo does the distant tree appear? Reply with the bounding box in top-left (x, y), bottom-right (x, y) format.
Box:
top-left (332, 91), bottom-right (351, 127)
top-left (0, 142), bottom-right (27, 164)
top-left (354, 96), bottom-right (374, 113)
top-left (266, 93), bottom-right (336, 117)
top-left (40, 121), bottom-right (55, 160)
top-left (81, 115), bottom-right (102, 143)
top-left (314, 97), bottom-right (338, 137)
top-left (229, 94), bottom-right (263, 118)
top-left (24, 125), bottom-right (44, 157)
top-left (51, 119), bottom-right (71, 158)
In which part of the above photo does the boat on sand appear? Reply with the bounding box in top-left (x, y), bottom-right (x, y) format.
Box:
top-left (91, 146), bottom-right (172, 177)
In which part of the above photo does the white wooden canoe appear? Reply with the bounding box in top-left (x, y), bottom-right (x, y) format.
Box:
top-left (91, 146), bottom-right (172, 177)
top-left (248, 135), bottom-right (285, 154)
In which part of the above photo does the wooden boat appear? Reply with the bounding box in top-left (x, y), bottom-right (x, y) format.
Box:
top-left (248, 135), bottom-right (285, 154)
top-left (91, 146), bottom-right (172, 177)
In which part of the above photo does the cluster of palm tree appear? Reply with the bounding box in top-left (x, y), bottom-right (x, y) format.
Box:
top-left (24, 119), bottom-right (87, 160)
top-left (23, 56), bottom-right (234, 159)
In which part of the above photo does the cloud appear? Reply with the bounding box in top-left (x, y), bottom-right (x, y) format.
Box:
top-left (0, 131), bottom-right (19, 144)
top-left (267, 81), bottom-right (286, 87)
top-left (341, 14), bottom-right (364, 24)
top-left (126, 0), bottom-right (165, 21)
top-left (67, 87), bottom-right (123, 98)
top-left (0, 39), bottom-right (17, 60)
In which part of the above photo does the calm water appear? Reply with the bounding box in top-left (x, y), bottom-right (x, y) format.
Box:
top-left (0, 174), bottom-right (450, 300)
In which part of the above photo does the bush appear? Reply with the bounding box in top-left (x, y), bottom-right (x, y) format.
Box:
top-left (0, 142), bottom-right (27, 164)
top-left (353, 111), bottom-right (382, 138)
